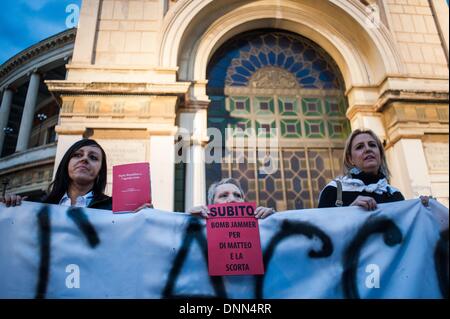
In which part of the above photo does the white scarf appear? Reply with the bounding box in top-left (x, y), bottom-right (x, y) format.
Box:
top-left (327, 175), bottom-right (399, 195)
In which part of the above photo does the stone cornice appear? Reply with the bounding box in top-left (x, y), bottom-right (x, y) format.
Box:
top-left (346, 75), bottom-right (449, 119)
top-left (183, 99), bottom-right (210, 110)
top-left (0, 28), bottom-right (76, 80)
top-left (0, 143), bottom-right (57, 174)
top-left (66, 65), bottom-right (179, 72)
top-left (374, 90), bottom-right (449, 111)
top-left (347, 89), bottom-right (449, 120)
top-left (45, 81), bottom-right (191, 95)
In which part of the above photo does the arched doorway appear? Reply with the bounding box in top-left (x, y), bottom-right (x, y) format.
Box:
top-left (206, 30), bottom-right (350, 210)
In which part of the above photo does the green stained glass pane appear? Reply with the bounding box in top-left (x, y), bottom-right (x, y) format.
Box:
top-left (230, 96), bottom-right (250, 115)
top-left (327, 120), bottom-right (350, 139)
top-left (256, 120), bottom-right (276, 137)
top-left (278, 97), bottom-right (298, 116)
top-left (230, 119), bottom-right (252, 137)
top-left (302, 98), bottom-right (323, 116)
top-left (281, 119), bottom-right (301, 138)
top-left (325, 96), bottom-right (345, 117)
top-left (255, 97), bottom-right (275, 115)
top-left (304, 119), bottom-right (325, 138)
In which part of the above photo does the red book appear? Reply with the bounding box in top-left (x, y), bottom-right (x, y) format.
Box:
top-left (112, 162), bottom-right (151, 213)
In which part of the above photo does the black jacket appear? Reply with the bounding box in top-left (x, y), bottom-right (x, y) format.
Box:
top-left (37, 192), bottom-right (112, 210)
top-left (88, 193), bottom-right (112, 210)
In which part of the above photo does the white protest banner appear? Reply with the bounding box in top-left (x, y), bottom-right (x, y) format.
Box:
top-left (0, 199), bottom-right (447, 298)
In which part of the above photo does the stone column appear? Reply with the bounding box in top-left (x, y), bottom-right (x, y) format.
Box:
top-left (0, 89), bottom-right (14, 154)
top-left (180, 108), bottom-right (209, 210)
top-left (386, 138), bottom-right (432, 199)
top-left (430, 0), bottom-right (449, 62)
top-left (150, 135), bottom-right (175, 211)
top-left (16, 72), bottom-right (41, 152)
top-left (70, 0), bottom-right (101, 65)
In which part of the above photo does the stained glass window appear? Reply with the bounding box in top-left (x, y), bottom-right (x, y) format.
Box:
top-left (206, 30), bottom-right (350, 209)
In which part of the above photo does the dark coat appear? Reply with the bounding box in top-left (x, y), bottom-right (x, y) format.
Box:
top-left (88, 193), bottom-right (112, 210)
top-left (37, 192), bottom-right (112, 210)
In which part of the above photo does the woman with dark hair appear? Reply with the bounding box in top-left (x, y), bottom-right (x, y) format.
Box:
top-left (2, 139), bottom-right (112, 209)
top-left (46, 138), bottom-right (111, 209)
top-left (188, 177), bottom-right (275, 219)
top-left (318, 129), bottom-right (406, 210)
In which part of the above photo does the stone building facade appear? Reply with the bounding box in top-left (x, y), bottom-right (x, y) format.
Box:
top-left (0, 0), bottom-right (448, 210)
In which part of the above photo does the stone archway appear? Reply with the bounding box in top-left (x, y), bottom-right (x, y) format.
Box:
top-left (160, 0), bottom-right (403, 89)
top-left (163, 0), bottom-right (405, 208)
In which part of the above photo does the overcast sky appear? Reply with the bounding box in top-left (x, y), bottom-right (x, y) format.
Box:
top-left (0, 0), bottom-right (81, 65)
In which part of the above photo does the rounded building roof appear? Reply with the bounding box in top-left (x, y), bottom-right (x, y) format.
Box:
top-left (0, 28), bottom-right (76, 89)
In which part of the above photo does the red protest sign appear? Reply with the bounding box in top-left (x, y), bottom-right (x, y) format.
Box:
top-left (206, 202), bottom-right (264, 276)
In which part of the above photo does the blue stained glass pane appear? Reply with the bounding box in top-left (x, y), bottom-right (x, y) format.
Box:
top-left (231, 74), bottom-right (249, 83)
top-left (240, 43), bottom-right (251, 52)
top-left (296, 69), bottom-right (310, 78)
top-left (300, 77), bottom-right (316, 85)
top-left (284, 56), bottom-right (294, 69)
top-left (279, 37), bottom-right (291, 48)
top-left (319, 70), bottom-right (335, 82)
top-left (258, 52), bottom-right (268, 66)
top-left (235, 39), bottom-right (248, 48)
top-left (208, 79), bottom-right (225, 88)
top-left (250, 38), bottom-right (263, 48)
top-left (209, 66), bottom-right (227, 80)
top-left (209, 31), bottom-right (345, 92)
top-left (276, 53), bottom-right (286, 66)
top-left (304, 49), bottom-right (317, 61)
top-left (268, 51), bottom-right (276, 65)
top-left (216, 56), bottom-right (233, 69)
top-left (242, 60), bottom-right (256, 72)
top-left (235, 66), bottom-right (252, 77)
top-left (227, 48), bottom-right (241, 60)
top-left (291, 42), bottom-right (304, 53)
top-left (266, 177), bottom-right (275, 192)
top-left (303, 84), bottom-right (318, 89)
top-left (264, 34), bottom-right (277, 46)
top-left (293, 178), bottom-right (301, 190)
top-left (249, 55), bottom-right (262, 68)
top-left (313, 60), bottom-right (327, 71)
top-left (323, 82), bottom-right (337, 89)
top-left (290, 63), bottom-right (302, 73)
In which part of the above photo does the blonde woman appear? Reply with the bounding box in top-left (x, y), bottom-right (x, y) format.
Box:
top-left (318, 129), bottom-right (405, 210)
